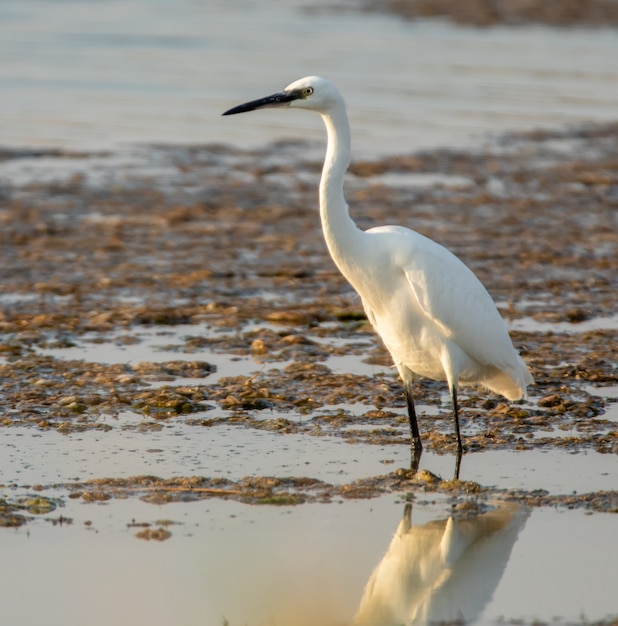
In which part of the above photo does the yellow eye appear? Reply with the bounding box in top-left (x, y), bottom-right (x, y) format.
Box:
top-left (303, 86), bottom-right (314, 97)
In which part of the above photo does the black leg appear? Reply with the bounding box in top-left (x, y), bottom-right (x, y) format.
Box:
top-left (409, 445), bottom-right (422, 475)
top-left (454, 447), bottom-right (462, 480)
top-left (404, 382), bottom-right (422, 453)
top-left (450, 386), bottom-right (464, 479)
top-left (451, 386), bottom-right (463, 453)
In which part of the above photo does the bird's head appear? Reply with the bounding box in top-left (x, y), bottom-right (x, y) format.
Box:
top-left (222, 76), bottom-right (341, 117)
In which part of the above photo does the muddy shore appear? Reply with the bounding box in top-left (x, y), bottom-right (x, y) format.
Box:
top-left (0, 121), bottom-right (617, 525)
top-left (359, 0), bottom-right (618, 27)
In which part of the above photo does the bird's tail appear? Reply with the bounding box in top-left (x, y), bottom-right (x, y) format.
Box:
top-left (483, 357), bottom-right (534, 401)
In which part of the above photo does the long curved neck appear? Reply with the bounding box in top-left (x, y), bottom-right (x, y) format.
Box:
top-left (319, 104), bottom-right (365, 279)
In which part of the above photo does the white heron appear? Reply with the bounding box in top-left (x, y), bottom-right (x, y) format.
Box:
top-left (223, 76), bottom-right (533, 456)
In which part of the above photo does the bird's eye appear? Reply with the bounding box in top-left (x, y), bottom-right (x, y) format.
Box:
top-left (303, 87), bottom-right (314, 97)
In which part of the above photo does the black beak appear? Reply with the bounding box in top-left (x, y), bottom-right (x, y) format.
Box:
top-left (222, 90), bottom-right (300, 116)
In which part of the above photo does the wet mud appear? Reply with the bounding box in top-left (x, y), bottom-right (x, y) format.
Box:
top-left (358, 0), bottom-right (618, 28)
top-left (0, 123), bottom-right (617, 527)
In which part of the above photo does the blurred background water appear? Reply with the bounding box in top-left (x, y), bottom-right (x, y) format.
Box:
top-left (1, 0), bottom-right (618, 156)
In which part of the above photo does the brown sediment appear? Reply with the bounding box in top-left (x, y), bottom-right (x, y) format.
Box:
top-left (3, 471), bottom-right (615, 516)
top-left (356, 0), bottom-right (618, 28)
top-left (0, 123), bottom-right (616, 520)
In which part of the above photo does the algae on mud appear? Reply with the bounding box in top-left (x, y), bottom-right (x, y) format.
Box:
top-left (0, 123), bottom-right (617, 522)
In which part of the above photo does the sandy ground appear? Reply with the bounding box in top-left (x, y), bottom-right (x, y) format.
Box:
top-left (0, 122), bottom-right (617, 526)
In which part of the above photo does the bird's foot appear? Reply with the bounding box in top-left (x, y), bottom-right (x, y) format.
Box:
top-left (410, 444), bottom-right (423, 474)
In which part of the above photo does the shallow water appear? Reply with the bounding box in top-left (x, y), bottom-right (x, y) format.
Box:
top-left (2, 0), bottom-right (618, 155)
top-left (1, 3), bottom-right (617, 624)
top-left (3, 407), bottom-right (616, 494)
top-left (1, 315), bottom-right (616, 623)
top-left (19, 324), bottom-right (615, 496)
top-left (0, 495), bottom-right (616, 626)
top-left (2, 254), bottom-right (617, 626)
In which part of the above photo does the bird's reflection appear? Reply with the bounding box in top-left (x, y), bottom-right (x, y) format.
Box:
top-left (454, 448), bottom-right (462, 480)
top-left (353, 502), bottom-right (528, 626)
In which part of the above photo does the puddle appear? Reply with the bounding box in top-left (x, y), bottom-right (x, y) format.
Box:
top-left (0, 495), bottom-right (616, 626)
top-left (1, 422), bottom-right (409, 487)
top-left (2, 414), bottom-right (615, 497)
top-left (510, 313), bottom-right (618, 333)
top-left (32, 321), bottom-right (393, 382)
top-left (33, 324), bottom-right (267, 383)
top-left (460, 448), bottom-right (616, 494)
top-left (360, 172), bottom-right (475, 189)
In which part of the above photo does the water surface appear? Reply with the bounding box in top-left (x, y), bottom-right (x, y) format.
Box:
top-left (1, 0), bottom-right (618, 155)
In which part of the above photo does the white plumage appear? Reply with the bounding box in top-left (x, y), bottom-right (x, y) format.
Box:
top-left (223, 76), bottom-right (533, 454)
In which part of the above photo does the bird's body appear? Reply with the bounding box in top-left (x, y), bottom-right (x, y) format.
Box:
top-left (223, 76), bottom-right (533, 456)
top-left (345, 224), bottom-right (530, 400)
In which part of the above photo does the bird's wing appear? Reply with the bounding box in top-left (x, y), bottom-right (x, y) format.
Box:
top-left (398, 232), bottom-right (517, 369)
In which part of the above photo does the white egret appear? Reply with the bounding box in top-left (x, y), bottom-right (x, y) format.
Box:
top-left (223, 76), bottom-right (533, 456)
